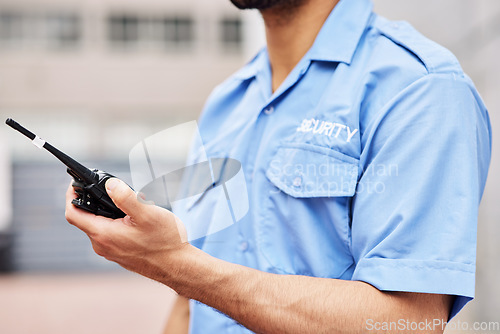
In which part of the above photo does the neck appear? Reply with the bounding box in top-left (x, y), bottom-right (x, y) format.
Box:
top-left (261, 0), bottom-right (340, 92)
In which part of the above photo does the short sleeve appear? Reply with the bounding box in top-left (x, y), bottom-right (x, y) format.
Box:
top-left (351, 73), bottom-right (491, 319)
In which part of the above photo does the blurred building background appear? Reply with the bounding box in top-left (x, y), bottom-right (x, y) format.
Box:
top-left (0, 0), bottom-right (258, 272)
top-left (0, 0), bottom-right (498, 333)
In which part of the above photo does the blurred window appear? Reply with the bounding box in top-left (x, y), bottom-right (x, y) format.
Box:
top-left (0, 12), bottom-right (24, 45)
top-left (108, 14), bottom-right (194, 50)
top-left (0, 11), bottom-right (81, 50)
top-left (162, 17), bottom-right (193, 44)
top-left (45, 14), bottom-right (81, 49)
top-left (220, 17), bottom-right (242, 50)
top-left (108, 15), bottom-right (140, 45)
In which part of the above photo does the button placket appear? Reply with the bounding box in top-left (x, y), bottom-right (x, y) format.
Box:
top-left (239, 241), bottom-right (249, 252)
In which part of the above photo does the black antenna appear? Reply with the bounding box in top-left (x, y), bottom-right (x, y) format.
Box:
top-left (5, 118), bottom-right (97, 184)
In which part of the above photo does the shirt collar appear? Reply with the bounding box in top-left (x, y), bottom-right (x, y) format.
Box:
top-left (233, 48), bottom-right (269, 80)
top-left (234, 0), bottom-right (373, 81)
top-left (307, 0), bottom-right (373, 64)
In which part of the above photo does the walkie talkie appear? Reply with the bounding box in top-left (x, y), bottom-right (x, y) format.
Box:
top-left (6, 118), bottom-right (127, 219)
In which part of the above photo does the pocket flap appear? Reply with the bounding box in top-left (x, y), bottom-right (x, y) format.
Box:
top-left (266, 143), bottom-right (359, 198)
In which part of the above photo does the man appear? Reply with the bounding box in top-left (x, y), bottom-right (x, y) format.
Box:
top-left (66, 0), bottom-right (491, 333)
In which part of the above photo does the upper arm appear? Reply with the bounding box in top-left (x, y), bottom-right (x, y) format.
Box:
top-left (351, 73), bottom-right (491, 319)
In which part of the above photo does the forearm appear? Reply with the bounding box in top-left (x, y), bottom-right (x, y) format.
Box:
top-left (64, 181), bottom-right (450, 333)
top-left (157, 246), bottom-right (450, 334)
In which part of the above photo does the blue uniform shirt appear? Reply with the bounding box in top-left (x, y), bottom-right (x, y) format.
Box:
top-left (175, 0), bottom-right (492, 332)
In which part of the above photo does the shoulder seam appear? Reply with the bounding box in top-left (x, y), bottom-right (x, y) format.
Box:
top-left (373, 17), bottom-right (463, 76)
top-left (362, 72), bottom-right (469, 138)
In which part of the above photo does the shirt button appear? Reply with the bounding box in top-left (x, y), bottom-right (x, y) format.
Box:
top-left (293, 176), bottom-right (302, 187)
top-left (239, 241), bottom-right (249, 252)
top-left (264, 106), bottom-right (274, 115)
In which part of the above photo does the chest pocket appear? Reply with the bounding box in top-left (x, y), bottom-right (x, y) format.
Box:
top-left (266, 142), bottom-right (358, 197)
top-left (257, 142), bottom-right (358, 278)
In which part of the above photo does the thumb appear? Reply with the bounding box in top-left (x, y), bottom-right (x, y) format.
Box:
top-left (105, 178), bottom-right (147, 218)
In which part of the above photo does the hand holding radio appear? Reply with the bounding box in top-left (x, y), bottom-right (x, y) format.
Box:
top-left (65, 176), bottom-right (188, 278)
top-left (6, 117), bottom-right (188, 278)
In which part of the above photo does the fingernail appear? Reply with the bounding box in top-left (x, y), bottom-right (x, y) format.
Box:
top-left (106, 178), bottom-right (120, 191)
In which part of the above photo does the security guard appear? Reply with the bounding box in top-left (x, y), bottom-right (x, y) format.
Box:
top-left (66, 0), bottom-right (492, 333)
